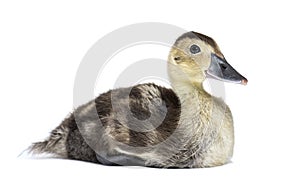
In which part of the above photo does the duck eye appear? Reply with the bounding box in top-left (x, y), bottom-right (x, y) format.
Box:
top-left (190, 44), bottom-right (201, 54)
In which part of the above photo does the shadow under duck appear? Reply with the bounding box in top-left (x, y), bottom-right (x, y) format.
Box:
top-left (30, 31), bottom-right (247, 168)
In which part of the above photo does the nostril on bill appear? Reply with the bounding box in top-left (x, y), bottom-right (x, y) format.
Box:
top-left (220, 64), bottom-right (227, 70)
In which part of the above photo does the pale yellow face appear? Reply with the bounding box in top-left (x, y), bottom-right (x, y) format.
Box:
top-left (168, 37), bottom-right (222, 84)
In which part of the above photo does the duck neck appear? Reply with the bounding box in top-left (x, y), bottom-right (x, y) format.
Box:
top-left (171, 81), bottom-right (211, 106)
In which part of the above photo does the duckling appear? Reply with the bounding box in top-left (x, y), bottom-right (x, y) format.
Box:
top-left (29, 31), bottom-right (247, 168)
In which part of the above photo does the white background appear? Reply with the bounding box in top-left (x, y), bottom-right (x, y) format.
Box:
top-left (1, 0), bottom-right (299, 187)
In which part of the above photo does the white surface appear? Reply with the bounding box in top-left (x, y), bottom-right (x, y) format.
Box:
top-left (1, 0), bottom-right (299, 188)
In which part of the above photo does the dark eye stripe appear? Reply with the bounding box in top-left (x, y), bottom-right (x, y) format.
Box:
top-left (190, 44), bottom-right (201, 54)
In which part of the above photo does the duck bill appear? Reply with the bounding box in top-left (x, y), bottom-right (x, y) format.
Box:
top-left (205, 53), bottom-right (248, 85)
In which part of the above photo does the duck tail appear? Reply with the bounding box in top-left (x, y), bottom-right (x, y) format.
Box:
top-left (28, 118), bottom-right (71, 158)
top-left (24, 113), bottom-right (99, 163)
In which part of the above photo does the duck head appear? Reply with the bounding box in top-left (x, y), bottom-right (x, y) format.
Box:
top-left (168, 31), bottom-right (247, 87)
